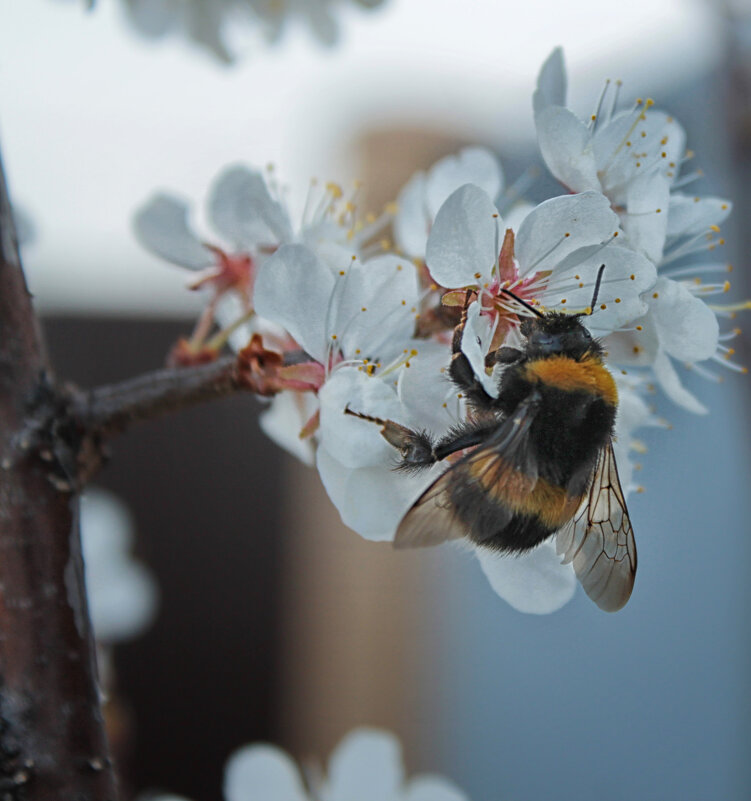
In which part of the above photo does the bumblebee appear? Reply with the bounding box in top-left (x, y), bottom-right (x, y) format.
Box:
top-left (347, 268), bottom-right (636, 612)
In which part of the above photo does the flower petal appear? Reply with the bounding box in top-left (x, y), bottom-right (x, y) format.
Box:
top-left (649, 277), bottom-right (719, 362)
top-left (254, 244), bottom-right (335, 364)
top-left (316, 447), bottom-right (433, 541)
top-left (534, 107), bottom-right (600, 193)
top-left (132, 194), bottom-right (213, 271)
top-left (602, 315), bottom-right (659, 366)
top-left (545, 243), bottom-right (654, 333)
top-left (652, 348), bottom-right (708, 414)
top-left (209, 165), bottom-right (294, 249)
top-left (475, 541), bottom-right (577, 614)
top-left (622, 171), bottom-right (671, 263)
top-left (318, 367), bottom-right (403, 468)
top-left (405, 775), bottom-right (469, 801)
top-left (259, 392), bottom-right (318, 466)
top-left (425, 184), bottom-right (502, 288)
top-left (325, 729), bottom-right (403, 801)
top-left (425, 147), bottom-right (504, 219)
top-left (515, 191), bottom-right (618, 275)
top-left (461, 302), bottom-right (499, 398)
top-left (224, 744), bottom-right (308, 801)
top-left (666, 193), bottom-right (732, 239)
top-left (398, 341), bottom-right (459, 434)
top-left (332, 255), bottom-right (419, 363)
top-left (393, 171), bottom-right (430, 258)
top-left (533, 47), bottom-right (566, 113)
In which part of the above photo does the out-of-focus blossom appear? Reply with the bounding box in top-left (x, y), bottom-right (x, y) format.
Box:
top-left (119, 0), bottom-right (387, 63)
top-left (81, 487), bottom-right (158, 643)
top-left (143, 728), bottom-right (469, 801)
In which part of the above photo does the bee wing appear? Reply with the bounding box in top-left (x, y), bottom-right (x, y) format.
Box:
top-left (555, 440), bottom-right (636, 612)
top-left (394, 394), bottom-right (541, 550)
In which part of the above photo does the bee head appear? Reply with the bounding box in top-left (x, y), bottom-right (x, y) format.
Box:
top-left (520, 312), bottom-right (601, 360)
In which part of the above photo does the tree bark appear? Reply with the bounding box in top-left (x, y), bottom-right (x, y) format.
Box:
top-left (0, 153), bottom-right (118, 798)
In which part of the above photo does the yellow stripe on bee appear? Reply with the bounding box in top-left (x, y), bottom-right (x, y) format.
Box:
top-left (467, 453), bottom-right (583, 529)
top-left (524, 356), bottom-right (618, 406)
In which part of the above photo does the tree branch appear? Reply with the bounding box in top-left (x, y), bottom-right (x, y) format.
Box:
top-left (0, 150), bottom-right (119, 799)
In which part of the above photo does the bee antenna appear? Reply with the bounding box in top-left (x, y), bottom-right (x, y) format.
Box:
top-left (589, 264), bottom-right (606, 311)
top-left (498, 287), bottom-right (545, 318)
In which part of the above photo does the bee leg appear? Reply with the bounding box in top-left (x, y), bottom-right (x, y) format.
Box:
top-left (345, 406), bottom-right (437, 469)
top-left (432, 420), bottom-right (501, 460)
top-left (448, 293), bottom-right (497, 409)
top-left (484, 346), bottom-right (523, 369)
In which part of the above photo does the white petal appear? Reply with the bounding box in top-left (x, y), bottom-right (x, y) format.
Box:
top-left (545, 243), bottom-right (654, 333)
top-left (652, 348), bottom-right (708, 414)
top-left (534, 107), bottom-right (600, 193)
top-left (515, 192), bottom-right (618, 275)
top-left (208, 165), bottom-right (293, 249)
top-left (666, 193), bottom-right (732, 239)
top-left (224, 745), bottom-right (308, 801)
top-left (332, 255), bottom-right (419, 363)
top-left (259, 392), bottom-right (318, 467)
top-left (405, 776), bottom-right (469, 801)
top-left (398, 341), bottom-right (458, 435)
top-left (254, 244), bottom-right (335, 364)
top-left (318, 367), bottom-right (402, 468)
top-left (425, 184), bottom-right (502, 288)
top-left (460, 302), bottom-right (499, 398)
top-left (622, 171), bottom-right (671, 263)
top-left (593, 110), bottom-right (686, 203)
top-left (533, 47), bottom-right (566, 114)
top-left (325, 729), bottom-right (403, 801)
top-left (602, 316), bottom-right (659, 366)
top-left (316, 447), bottom-right (432, 541)
top-left (475, 541), bottom-right (577, 614)
top-left (393, 171), bottom-right (430, 258)
top-left (649, 277), bottom-right (719, 361)
top-left (425, 147), bottom-right (504, 219)
top-left (132, 194), bottom-right (213, 271)
top-left (81, 489), bottom-right (158, 643)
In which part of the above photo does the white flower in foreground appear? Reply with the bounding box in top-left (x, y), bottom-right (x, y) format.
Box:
top-left (394, 147), bottom-right (504, 260)
top-left (533, 47), bottom-right (688, 256)
top-left (426, 184), bottom-right (656, 347)
top-left (81, 488), bottom-right (158, 643)
top-left (143, 728), bottom-right (469, 801)
top-left (534, 48), bottom-right (747, 412)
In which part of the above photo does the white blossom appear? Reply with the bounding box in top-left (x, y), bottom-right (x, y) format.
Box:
top-left (534, 48), bottom-right (746, 413)
top-left (143, 728), bottom-right (469, 801)
top-left (81, 488), bottom-right (158, 643)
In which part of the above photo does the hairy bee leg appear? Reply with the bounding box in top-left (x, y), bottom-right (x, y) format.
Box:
top-left (432, 420), bottom-right (501, 461)
top-left (448, 294), bottom-right (497, 409)
top-left (484, 346), bottom-right (523, 369)
top-left (344, 406), bottom-right (438, 468)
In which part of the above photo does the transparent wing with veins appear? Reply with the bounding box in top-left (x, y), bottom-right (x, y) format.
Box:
top-left (556, 440), bottom-right (637, 612)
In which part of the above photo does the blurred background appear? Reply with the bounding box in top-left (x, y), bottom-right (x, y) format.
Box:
top-left (1, 0), bottom-right (751, 799)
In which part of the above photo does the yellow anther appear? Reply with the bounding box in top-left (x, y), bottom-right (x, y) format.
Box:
top-left (564, 232), bottom-right (571, 237)
top-left (636, 325), bottom-right (643, 331)
top-left (560, 299), bottom-right (567, 304)
top-left (361, 307), bottom-right (367, 312)
top-left (633, 345), bottom-right (641, 354)
top-left (710, 224), bottom-right (721, 233)
top-left (326, 182), bottom-right (343, 199)
top-left (397, 264), bottom-right (403, 271)
top-left (724, 281), bottom-right (731, 292)
top-left (656, 208), bottom-right (662, 213)
top-left (339, 270), bottom-right (345, 276)
top-left (653, 292), bottom-right (659, 298)
top-left (600, 303), bottom-right (607, 310)
top-left (331, 334), bottom-right (337, 340)
top-left (492, 213), bottom-right (499, 218)
top-left (384, 201), bottom-right (399, 215)
top-left (615, 298), bottom-right (621, 303)
top-left (630, 274), bottom-right (636, 280)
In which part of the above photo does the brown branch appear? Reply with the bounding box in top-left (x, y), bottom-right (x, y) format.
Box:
top-left (0, 150), bottom-right (119, 799)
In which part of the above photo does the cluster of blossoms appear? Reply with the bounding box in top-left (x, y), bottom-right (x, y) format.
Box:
top-left (117, 0), bottom-right (386, 62)
top-left (145, 728), bottom-right (469, 801)
top-left (134, 49), bottom-right (745, 614)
